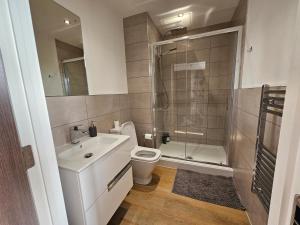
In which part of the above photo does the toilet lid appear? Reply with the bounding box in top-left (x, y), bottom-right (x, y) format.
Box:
top-left (120, 121), bottom-right (138, 148)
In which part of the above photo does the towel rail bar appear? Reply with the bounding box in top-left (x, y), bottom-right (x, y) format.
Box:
top-left (251, 84), bottom-right (286, 213)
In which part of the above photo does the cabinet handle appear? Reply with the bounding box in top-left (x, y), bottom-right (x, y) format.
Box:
top-left (107, 163), bottom-right (131, 191)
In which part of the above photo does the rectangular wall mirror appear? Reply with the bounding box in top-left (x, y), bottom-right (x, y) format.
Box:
top-left (30, 0), bottom-right (88, 96)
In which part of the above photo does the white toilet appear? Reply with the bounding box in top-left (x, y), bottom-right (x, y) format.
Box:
top-left (119, 121), bottom-right (161, 185)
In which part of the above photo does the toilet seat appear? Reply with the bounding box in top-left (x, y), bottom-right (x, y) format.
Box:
top-left (131, 146), bottom-right (161, 162)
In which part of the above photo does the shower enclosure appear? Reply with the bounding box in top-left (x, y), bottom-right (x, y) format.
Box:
top-left (152, 27), bottom-right (242, 166)
top-left (61, 57), bottom-right (88, 96)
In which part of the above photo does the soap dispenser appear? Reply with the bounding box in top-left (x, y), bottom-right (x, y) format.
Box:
top-left (89, 121), bottom-right (97, 137)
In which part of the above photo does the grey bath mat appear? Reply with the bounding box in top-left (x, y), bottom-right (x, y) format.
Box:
top-left (172, 169), bottom-right (245, 210)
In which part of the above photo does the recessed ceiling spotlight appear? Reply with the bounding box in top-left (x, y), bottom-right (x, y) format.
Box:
top-left (178, 13), bottom-right (184, 17)
top-left (64, 19), bottom-right (70, 25)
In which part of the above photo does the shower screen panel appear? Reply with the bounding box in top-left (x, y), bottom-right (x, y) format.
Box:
top-left (62, 59), bottom-right (88, 96)
top-left (153, 31), bottom-right (238, 166)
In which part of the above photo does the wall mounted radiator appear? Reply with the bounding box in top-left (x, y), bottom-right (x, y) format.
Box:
top-left (251, 84), bottom-right (286, 212)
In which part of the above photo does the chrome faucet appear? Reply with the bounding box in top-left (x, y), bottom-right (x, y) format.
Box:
top-left (70, 125), bottom-right (89, 144)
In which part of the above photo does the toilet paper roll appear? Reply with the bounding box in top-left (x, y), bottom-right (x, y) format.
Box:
top-left (144, 133), bottom-right (153, 140)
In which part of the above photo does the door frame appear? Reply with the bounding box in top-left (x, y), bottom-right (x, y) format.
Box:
top-left (0, 0), bottom-right (68, 224)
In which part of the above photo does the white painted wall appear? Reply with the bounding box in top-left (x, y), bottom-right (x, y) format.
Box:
top-left (241, 0), bottom-right (298, 88)
top-left (55, 0), bottom-right (128, 95)
top-left (1, 0), bottom-right (69, 224)
top-left (35, 32), bottom-right (64, 96)
top-left (268, 2), bottom-right (300, 224)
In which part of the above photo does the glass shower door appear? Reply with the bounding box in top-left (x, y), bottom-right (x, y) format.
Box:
top-left (153, 31), bottom-right (238, 166)
top-left (62, 59), bottom-right (88, 96)
top-left (154, 39), bottom-right (188, 159)
top-left (185, 33), bottom-right (237, 164)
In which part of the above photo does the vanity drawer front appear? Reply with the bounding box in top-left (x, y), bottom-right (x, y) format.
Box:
top-left (79, 139), bottom-right (131, 210)
top-left (85, 166), bottom-right (133, 225)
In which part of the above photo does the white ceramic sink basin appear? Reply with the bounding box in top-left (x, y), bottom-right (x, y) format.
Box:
top-left (56, 133), bottom-right (130, 172)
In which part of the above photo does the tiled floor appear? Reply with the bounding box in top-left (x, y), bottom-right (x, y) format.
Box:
top-left (159, 141), bottom-right (227, 165)
top-left (108, 166), bottom-right (250, 225)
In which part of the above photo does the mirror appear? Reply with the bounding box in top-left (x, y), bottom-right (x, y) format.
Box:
top-left (30, 0), bottom-right (88, 96)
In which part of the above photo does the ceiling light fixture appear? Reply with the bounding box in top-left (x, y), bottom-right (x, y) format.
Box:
top-left (178, 13), bottom-right (184, 17)
top-left (64, 19), bottom-right (70, 25)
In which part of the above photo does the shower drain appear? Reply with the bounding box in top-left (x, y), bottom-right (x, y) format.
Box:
top-left (186, 156), bottom-right (193, 160)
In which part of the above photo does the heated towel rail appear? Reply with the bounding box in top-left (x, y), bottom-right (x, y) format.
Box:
top-left (251, 84), bottom-right (286, 212)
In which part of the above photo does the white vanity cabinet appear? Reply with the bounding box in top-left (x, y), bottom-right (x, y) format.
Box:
top-left (58, 134), bottom-right (133, 225)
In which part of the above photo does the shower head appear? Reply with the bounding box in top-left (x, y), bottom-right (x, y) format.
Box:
top-left (160, 47), bottom-right (177, 56)
top-left (168, 47), bottom-right (177, 53)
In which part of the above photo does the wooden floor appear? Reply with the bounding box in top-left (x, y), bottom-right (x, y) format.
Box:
top-left (108, 166), bottom-right (250, 225)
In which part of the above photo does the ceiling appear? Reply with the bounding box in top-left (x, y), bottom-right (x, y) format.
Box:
top-left (108, 0), bottom-right (240, 34)
top-left (30, 0), bottom-right (83, 48)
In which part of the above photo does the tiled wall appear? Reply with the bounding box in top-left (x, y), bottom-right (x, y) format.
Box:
top-left (46, 94), bottom-right (130, 147)
top-left (230, 88), bottom-right (282, 225)
top-left (156, 33), bottom-right (236, 147)
top-left (123, 13), bottom-right (161, 147)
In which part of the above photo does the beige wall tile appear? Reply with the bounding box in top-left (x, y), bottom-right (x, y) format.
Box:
top-left (124, 23), bottom-right (148, 45)
top-left (85, 95), bottom-right (120, 118)
top-left (189, 76), bottom-right (210, 91)
top-left (127, 77), bottom-right (152, 93)
top-left (248, 194), bottom-right (268, 225)
top-left (126, 60), bottom-right (150, 78)
top-left (48, 94), bottom-right (131, 147)
top-left (210, 46), bottom-right (231, 62)
top-left (237, 88), bottom-right (261, 116)
top-left (147, 19), bottom-right (161, 43)
top-left (51, 120), bottom-right (89, 146)
top-left (188, 38), bottom-right (211, 51)
top-left (131, 109), bottom-right (152, 124)
top-left (211, 33), bottom-right (234, 48)
top-left (175, 41), bottom-right (188, 53)
top-left (206, 139), bottom-right (224, 145)
top-left (210, 62), bottom-right (233, 77)
top-left (130, 93), bottom-right (152, 109)
top-left (233, 167), bottom-right (253, 209)
top-left (175, 90), bottom-right (209, 104)
top-left (233, 128), bottom-right (256, 169)
top-left (188, 103), bottom-right (208, 116)
top-left (207, 128), bottom-right (225, 141)
top-left (123, 12), bottom-right (148, 28)
top-left (182, 114), bottom-right (208, 128)
top-left (188, 49), bottom-right (210, 63)
top-left (120, 109), bottom-right (131, 124)
top-left (207, 104), bottom-right (227, 116)
top-left (231, 87), bottom-right (283, 225)
top-left (119, 94), bottom-right (130, 110)
top-left (125, 42), bottom-right (149, 62)
top-left (208, 90), bottom-right (229, 103)
top-left (209, 76), bottom-right (231, 90)
top-left (90, 112), bottom-right (120, 133)
top-left (134, 123), bottom-right (153, 147)
top-left (207, 116), bottom-right (225, 128)
top-left (46, 96), bottom-right (87, 127)
top-left (236, 109), bottom-right (258, 143)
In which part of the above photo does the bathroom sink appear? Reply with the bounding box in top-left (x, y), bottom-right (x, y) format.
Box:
top-left (56, 133), bottom-right (130, 172)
